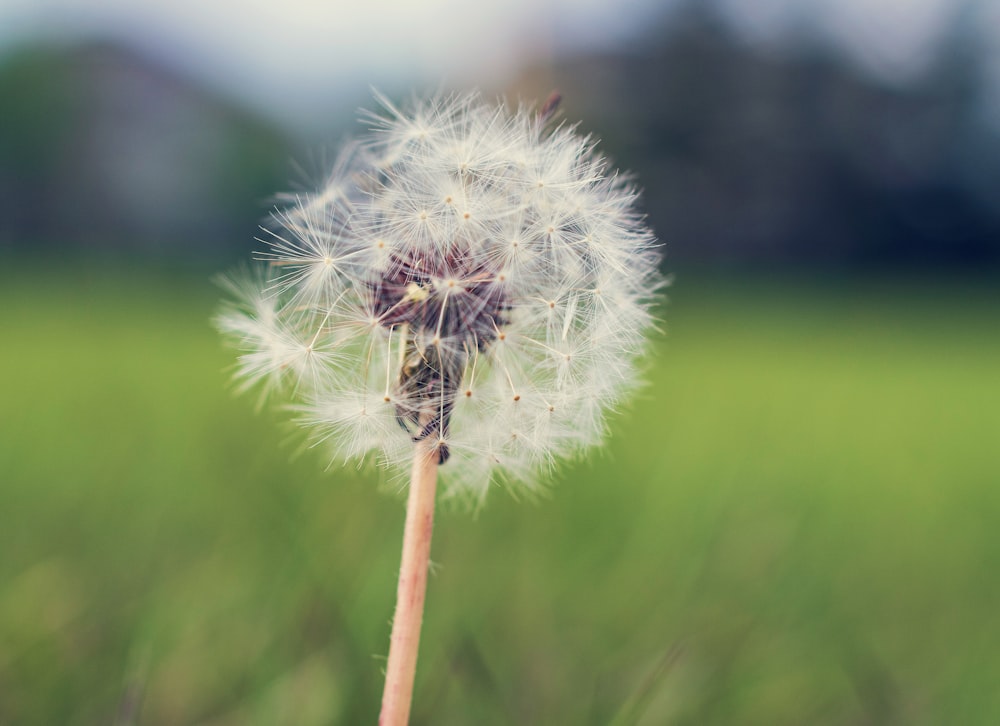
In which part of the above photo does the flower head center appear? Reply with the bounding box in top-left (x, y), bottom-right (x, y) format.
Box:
top-left (370, 247), bottom-right (509, 461)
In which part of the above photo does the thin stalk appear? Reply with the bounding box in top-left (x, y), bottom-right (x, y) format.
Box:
top-left (379, 440), bottom-right (440, 725)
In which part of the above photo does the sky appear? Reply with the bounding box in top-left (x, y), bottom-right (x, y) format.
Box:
top-left (0, 0), bottom-right (990, 130)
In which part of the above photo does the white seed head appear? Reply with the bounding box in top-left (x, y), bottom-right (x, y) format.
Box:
top-left (216, 91), bottom-right (663, 507)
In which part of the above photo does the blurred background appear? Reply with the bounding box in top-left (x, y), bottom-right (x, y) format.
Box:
top-left (2, 0), bottom-right (999, 723)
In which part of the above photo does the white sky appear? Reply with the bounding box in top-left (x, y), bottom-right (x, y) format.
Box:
top-left (0, 0), bottom-right (986, 130)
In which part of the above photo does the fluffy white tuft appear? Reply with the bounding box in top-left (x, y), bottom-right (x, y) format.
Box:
top-left (217, 91), bottom-right (662, 506)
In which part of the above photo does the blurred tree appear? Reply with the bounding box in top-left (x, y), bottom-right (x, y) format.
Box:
top-left (515, 2), bottom-right (1000, 268)
top-left (0, 41), bottom-right (294, 263)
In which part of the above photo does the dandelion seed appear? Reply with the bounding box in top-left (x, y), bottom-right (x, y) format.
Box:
top-left (220, 93), bottom-right (657, 495)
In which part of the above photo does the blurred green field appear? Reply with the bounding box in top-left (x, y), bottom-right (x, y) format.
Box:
top-left (1, 267), bottom-right (999, 725)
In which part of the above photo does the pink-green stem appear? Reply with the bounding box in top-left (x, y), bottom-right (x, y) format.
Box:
top-left (379, 440), bottom-right (439, 725)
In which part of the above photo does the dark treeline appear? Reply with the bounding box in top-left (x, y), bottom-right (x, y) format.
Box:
top-left (2, 4), bottom-right (999, 270)
top-left (520, 4), bottom-right (1000, 269)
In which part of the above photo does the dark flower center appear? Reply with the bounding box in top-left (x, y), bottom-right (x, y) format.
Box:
top-left (370, 247), bottom-right (509, 462)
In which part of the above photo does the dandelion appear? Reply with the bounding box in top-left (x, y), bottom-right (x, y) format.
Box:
top-left (216, 90), bottom-right (662, 725)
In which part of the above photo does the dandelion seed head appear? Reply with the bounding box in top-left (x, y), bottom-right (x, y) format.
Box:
top-left (217, 91), bottom-right (662, 505)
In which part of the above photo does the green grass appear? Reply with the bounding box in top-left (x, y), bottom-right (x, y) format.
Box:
top-left (1, 268), bottom-right (999, 724)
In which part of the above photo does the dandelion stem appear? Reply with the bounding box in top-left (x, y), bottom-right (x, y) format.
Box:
top-left (379, 438), bottom-right (440, 726)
